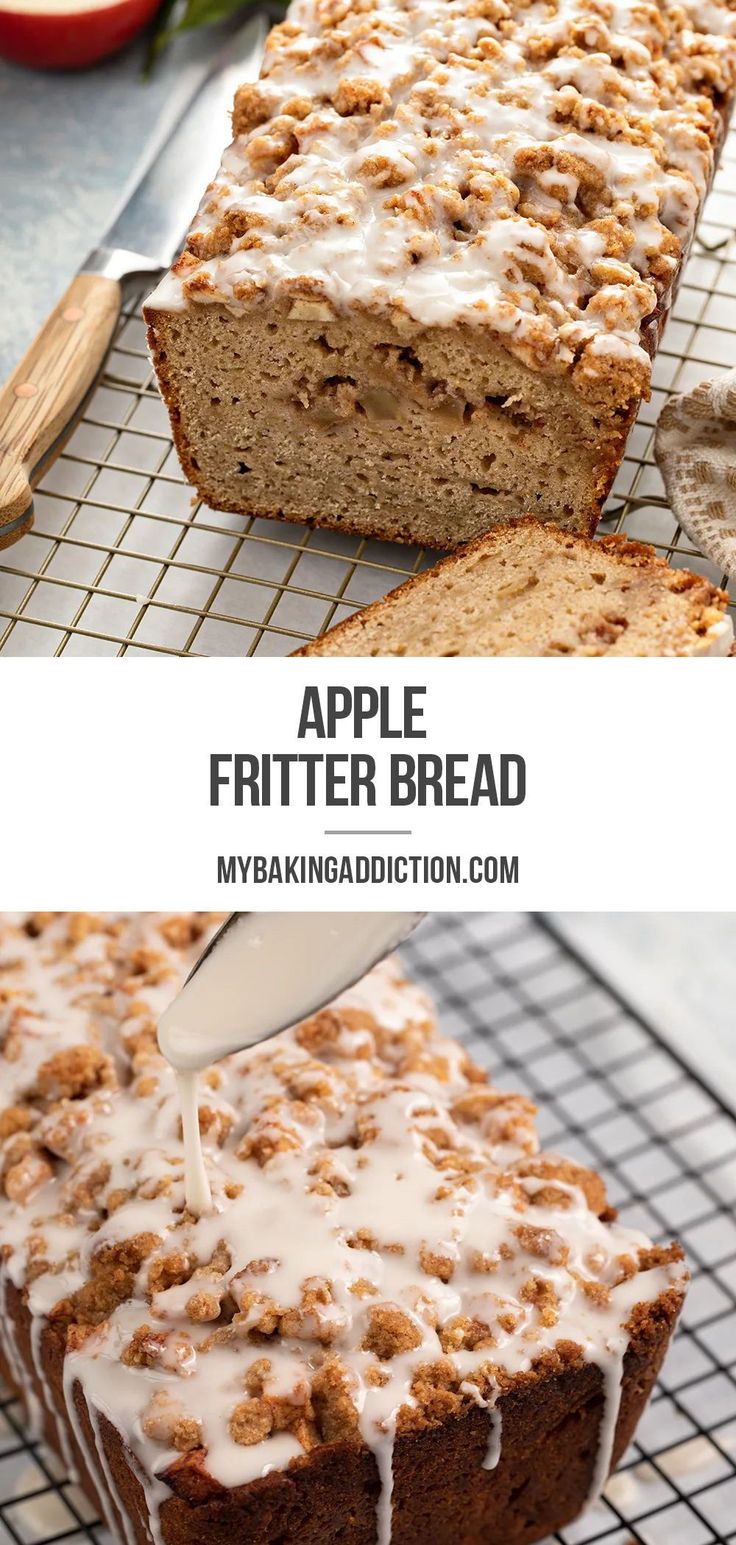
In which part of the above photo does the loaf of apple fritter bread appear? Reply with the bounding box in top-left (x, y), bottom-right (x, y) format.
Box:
top-left (0, 913), bottom-right (686, 1545)
top-left (145, 0), bottom-right (736, 547)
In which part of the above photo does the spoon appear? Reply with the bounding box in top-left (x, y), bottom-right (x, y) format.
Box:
top-left (158, 912), bottom-right (425, 1213)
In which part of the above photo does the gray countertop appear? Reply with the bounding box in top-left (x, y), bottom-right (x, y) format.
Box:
top-left (0, 26), bottom-right (225, 380)
top-left (550, 913), bottom-right (736, 1106)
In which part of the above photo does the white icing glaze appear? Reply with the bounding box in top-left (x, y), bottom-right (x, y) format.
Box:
top-left (146, 0), bottom-right (736, 391)
top-left (0, 1266), bottom-right (43, 1439)
top-left (372, 1411), bottom-right (398, 1545)
top-left (585, 1332), bottom-right (627, 1506)
top-left (694, 613), bottom-right (734, 656)
top-left (159, 912), bottom-right (423, 1213)
top-left (0, 915), bottom-right (687, 1545)
top-left (461, 1378), bottom-right (502, 1468)
top-left (29, 1308), bottom-right (77, 1466)
top-left (0, 1270), bottom-right (26, 1389)
top-left (176, 1069), bottom-right (212, 1217)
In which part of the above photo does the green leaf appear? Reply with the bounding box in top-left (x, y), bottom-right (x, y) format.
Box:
top-left (143, 0), bottom-right (181, 73)
top-left (145, 0), bottom-right (277, 71)
top-left (169, 0), bottom-right (254, 32)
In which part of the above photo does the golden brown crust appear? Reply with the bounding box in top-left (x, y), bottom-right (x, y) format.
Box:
top-left (0, 1270), bottom-right (684, 1545)
top-left (294, 518), bottom-right (729, 656)
top-left (145, 301), bottom-right (622, 548)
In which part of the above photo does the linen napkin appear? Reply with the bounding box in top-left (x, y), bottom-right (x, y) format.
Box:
top-left (655, 369), bottom-right (736, 579)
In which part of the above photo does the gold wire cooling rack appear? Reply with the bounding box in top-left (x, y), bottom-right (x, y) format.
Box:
top-left (2, 130), bottom-right (735, 656)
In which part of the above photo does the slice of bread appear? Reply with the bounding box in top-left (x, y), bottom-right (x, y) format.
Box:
top-left (296, 522), bottom-right (732, 658)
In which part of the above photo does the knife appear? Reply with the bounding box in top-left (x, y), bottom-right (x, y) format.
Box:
top-left (0, 11), bottom-right (268, 551)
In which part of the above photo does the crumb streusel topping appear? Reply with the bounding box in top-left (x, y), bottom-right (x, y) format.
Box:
top-left (148, 0), bottom-right (736, 398)
top-left (0, 914), bottom-right (686, 1545)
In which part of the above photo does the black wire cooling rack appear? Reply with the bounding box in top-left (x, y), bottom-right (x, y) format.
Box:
top-left (1, 911), bottom-right (735, 1544)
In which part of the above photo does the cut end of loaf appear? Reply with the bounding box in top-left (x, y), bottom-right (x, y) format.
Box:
top-left (296, 521), bottom-right (731, 657)
top-left (144, 0), bottom-right (736, 566)
top-left (145, 303), bottom-right (627, 548)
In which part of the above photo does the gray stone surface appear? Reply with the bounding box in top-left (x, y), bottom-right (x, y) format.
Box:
top-left (0, 26), bottom-right (225, 379)
top-left (550, 913), bottom-right (736, 1102)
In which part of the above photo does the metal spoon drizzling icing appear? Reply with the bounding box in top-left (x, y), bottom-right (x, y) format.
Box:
top-left (158, 912), bottom-right (425, 1214)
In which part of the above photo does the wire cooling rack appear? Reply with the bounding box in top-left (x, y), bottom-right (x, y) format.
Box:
top-left (1, 911), bottom-right (735, 1544)
top-left (1, 118), bottom-right (735, 655)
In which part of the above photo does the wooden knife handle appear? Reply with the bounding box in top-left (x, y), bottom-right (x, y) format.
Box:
top-left (0, 272), bottom-right (121, 550)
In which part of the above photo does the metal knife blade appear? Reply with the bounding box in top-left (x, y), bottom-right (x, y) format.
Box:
top-left (82, 11), bottom-right (269, 281)
top-left (0, 10), bottom-right (268, 547)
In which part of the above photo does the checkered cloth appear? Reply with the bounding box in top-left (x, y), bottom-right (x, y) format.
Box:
top-left (655, 369), bottom-right (736, 579)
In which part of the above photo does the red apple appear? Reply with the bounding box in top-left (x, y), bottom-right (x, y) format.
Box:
top-left (0, 0), bottom-right (161, 69)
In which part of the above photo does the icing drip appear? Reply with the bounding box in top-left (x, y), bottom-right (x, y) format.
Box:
top-left (461, 1380), bottom-right (502, 1470)
top-left (28, 1313), bottom-right (67, 1462)
top-left (585, 1333), bottom-right (628, 1506)
top-left (373, 1412), bottom-right (398, 1545)
top-left (484, 1406), bottom-right (502, 1472)
top-left (87, 1401), bottom-right (139, 1545)
top-left (176, 1070), bottom-right (212, 1217)
top-left (0, 1270), bottom-right (46, 1443)
top-left (159, 911), bottom-right (422, 1215)
top-left (0, 1269), bottom-right (26, 1392)
top-left (62, 1358), bottom-right (130, 1545)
